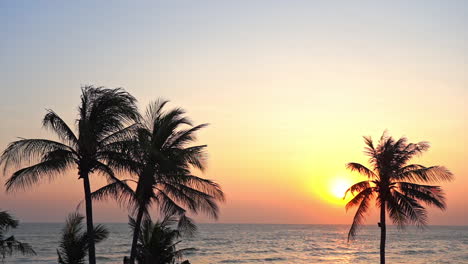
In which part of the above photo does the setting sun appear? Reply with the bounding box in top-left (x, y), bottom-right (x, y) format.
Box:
top-left (330, 178), bottom-right (352, 199)
top-left (330, 178), bottom-right (351, 199)
top-left (310, 175), bottom-right (356, 205)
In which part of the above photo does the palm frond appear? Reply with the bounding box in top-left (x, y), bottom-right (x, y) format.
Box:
top-left (346, 163), bottom-right (376, 179)
top-left (90, 180), bottom-right (137, 211)
top-left (177, 214), bottom-right (198, 237)
top-left (344, 180), bottom-right (371, 199)
top-left (154, 189), bottom-right (187, 217)
top-left (84, 224), bottom-right (109, 244)
top-left (132, 215), bottom-right (195, 264)
top-left (396, 165), bottom-right (453, 183)
top-left (98, 148), bottom-right (143, 176)
top-left (2, 236), bottom-right (36, 257)
top-left (0, 212), bottom-right (35, 260)
top-left (57, 212), bottom-right (108, 264)
top-left (79, 86), bottom-right (140, 142)
top-left (159, 182), bottom-right (220, 219)
top-left (93, 161), bottom-right (118, 184)
top-left (0, 211), bottom-right (19, 231)
top-left (386, 193), bottom-right (407, 227)
top-left (97, 123), bottom-right (140, 147)
top-left (391, 190), bottom-right (427, 227)
top-left (171, 145), bottom-right (208, 171)
top-left (143, 99), bottom-right (170, 130)
top-left (5, 155), bottom-right (75, 192)
top-left (165, 123), bottom-right (209, 149)
top-left (397, 182), bottom-right (446, 209)
top-left (172, 174), bottom-right (225, 202)
top-left (1, 139), bottom-right (74, 174)
top-left (363, 136), bottom-right (376, 159)
top-left (346, 187), bottom-right (374, 241)
top-left (43, 110), bottom-right (78, 147)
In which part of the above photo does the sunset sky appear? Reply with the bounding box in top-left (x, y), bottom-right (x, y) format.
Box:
top-left (1, 1), bottom-right (467, 225)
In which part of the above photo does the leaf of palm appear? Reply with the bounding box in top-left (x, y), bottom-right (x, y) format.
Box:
top-left (346, 163), bottom-right (376, 179)
top-left (346, 187), bottom-right (374, 241)
top-left (173, 174), bottom-right (225, 202)
top-left (164, 123), bottom-right (209, 149)
top-left (158, 182), bottom-right (220, 218)
top-left (57, 212), bottom-right (108, 264)
top-left (84, 87), bottom-right (139, 140)
top-left (5, 155), bottom-right (75, 192)
top-left (0, 211), bottom-right (19, 231)
top-left (397, 182), bottom-right (446, 209)
top-left (97, 123), bottom-right (140, 148)
top-left (98, 149), bottom-right (143, 176)
top-left (386, 191), bottom-right (407, 227)
top-left (344, 180), bottom-right (371, 199)
top-left (2, 236), bottom-right (36, 257)
top-left (391, 190), bottom-right (427, 227)
top-left (143, 99), bottom-right (170, 130)
top-left (43, 110), bottom-right (79, 147)
top-left (90, 180), bottom-right (137, 212)
top-left (396, 166), bottom-right (453, 183)
top-left (177, 215), bottom-right (198, 237)
top-left (1, 139), bottom-right (75, 174)
top-left (169, 145), bottom-right (208, 171)
top-left (153, 189), bottom-right (187, 217)
top-left (82, 224), bottom-right (109, 245)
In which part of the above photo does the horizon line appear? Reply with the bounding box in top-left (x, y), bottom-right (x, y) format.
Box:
top-left (19, 222), bottom-right (468, 227)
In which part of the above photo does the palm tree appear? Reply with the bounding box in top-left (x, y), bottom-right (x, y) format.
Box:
top-left (57, 212), bottom-right (109, 264)
top-left (129, 215), bottom-right (195, 264)
top-left (91, 100), bottom-right (224, 264)
top-left (0, 86), bottom-right (139, 264)
top-left (0, 211), bottom-right (35, 260)
top-left (344, 132), bottom-right (453, 264)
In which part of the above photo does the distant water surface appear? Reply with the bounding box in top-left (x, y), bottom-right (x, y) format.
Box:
top-left (8, 223), bottom-right (468, 263)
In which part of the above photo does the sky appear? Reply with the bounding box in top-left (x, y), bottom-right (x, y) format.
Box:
top-left (1, 1), bottom-right (467, 225)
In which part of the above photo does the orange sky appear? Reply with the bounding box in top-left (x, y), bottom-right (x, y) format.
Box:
top-left (1, 1), bottom-right (467, 225)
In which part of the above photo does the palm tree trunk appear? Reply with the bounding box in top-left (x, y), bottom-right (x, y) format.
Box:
top-left (380, 201), bottom-right (386, 264)
top-left (82, 173), bottom-right (96, 264)
top-left (129, 207), bottom-right (145, 264)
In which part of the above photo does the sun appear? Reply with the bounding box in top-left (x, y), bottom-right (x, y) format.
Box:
top-left (308, 173), bottom-right (356, 205)
top-left (329, 178), bottom-right (351, 199)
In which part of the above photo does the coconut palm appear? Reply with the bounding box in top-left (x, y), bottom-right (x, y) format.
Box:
top-left (91, 100), bottom-right (224, 264)
top-left (0, 211), bottom-right (35, 260)
top-left (57, 212), bottom-right (109, 264)
top-left (344, 132), bottom-right (453, 264)
top-left (129, 215), bottom-right (195, 264)
top-left (0, 86), bottom-right (139, 264)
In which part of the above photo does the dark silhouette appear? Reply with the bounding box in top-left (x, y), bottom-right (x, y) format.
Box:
top-left (91, 100), bottom-right (224, 264)
top-left (57, 212), bottom-right (109, 264)
top-left (0, 211), bottom-right (35, 260)
top-left (344, 132), bottom-right (453, 264)
top-left (0, 86), bottom-right (139, 264)
top-left (129, 215), bottom-right (195, 264)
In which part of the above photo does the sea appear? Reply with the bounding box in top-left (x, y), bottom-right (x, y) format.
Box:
top-left (7, 223), bottom-right (468, 264)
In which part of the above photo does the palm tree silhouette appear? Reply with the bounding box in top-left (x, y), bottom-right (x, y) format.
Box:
top-left (57, 212), bottom-right (109, 264)
top-left (0, 86), bottom-right (139, 264)
top-left (129, 215), bottom-right (195, 264)
top-left (344, 132), bottom-right (453, 264)
top-left (91, 100), bottom-right (224, 264)
top-left (0, 211), bottom-right (35, 260)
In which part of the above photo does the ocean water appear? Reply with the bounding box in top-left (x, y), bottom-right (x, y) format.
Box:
top-left (7, 223), bottom-right (468, 263)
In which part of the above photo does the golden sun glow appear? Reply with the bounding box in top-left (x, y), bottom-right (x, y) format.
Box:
top-left (308, 174), bottom-right (356, 206)
top-left (330, 178), bottom-right (351, 199)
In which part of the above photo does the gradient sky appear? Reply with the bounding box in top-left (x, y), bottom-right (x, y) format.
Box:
top-left (1, 1), bottom-right (467, 225)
